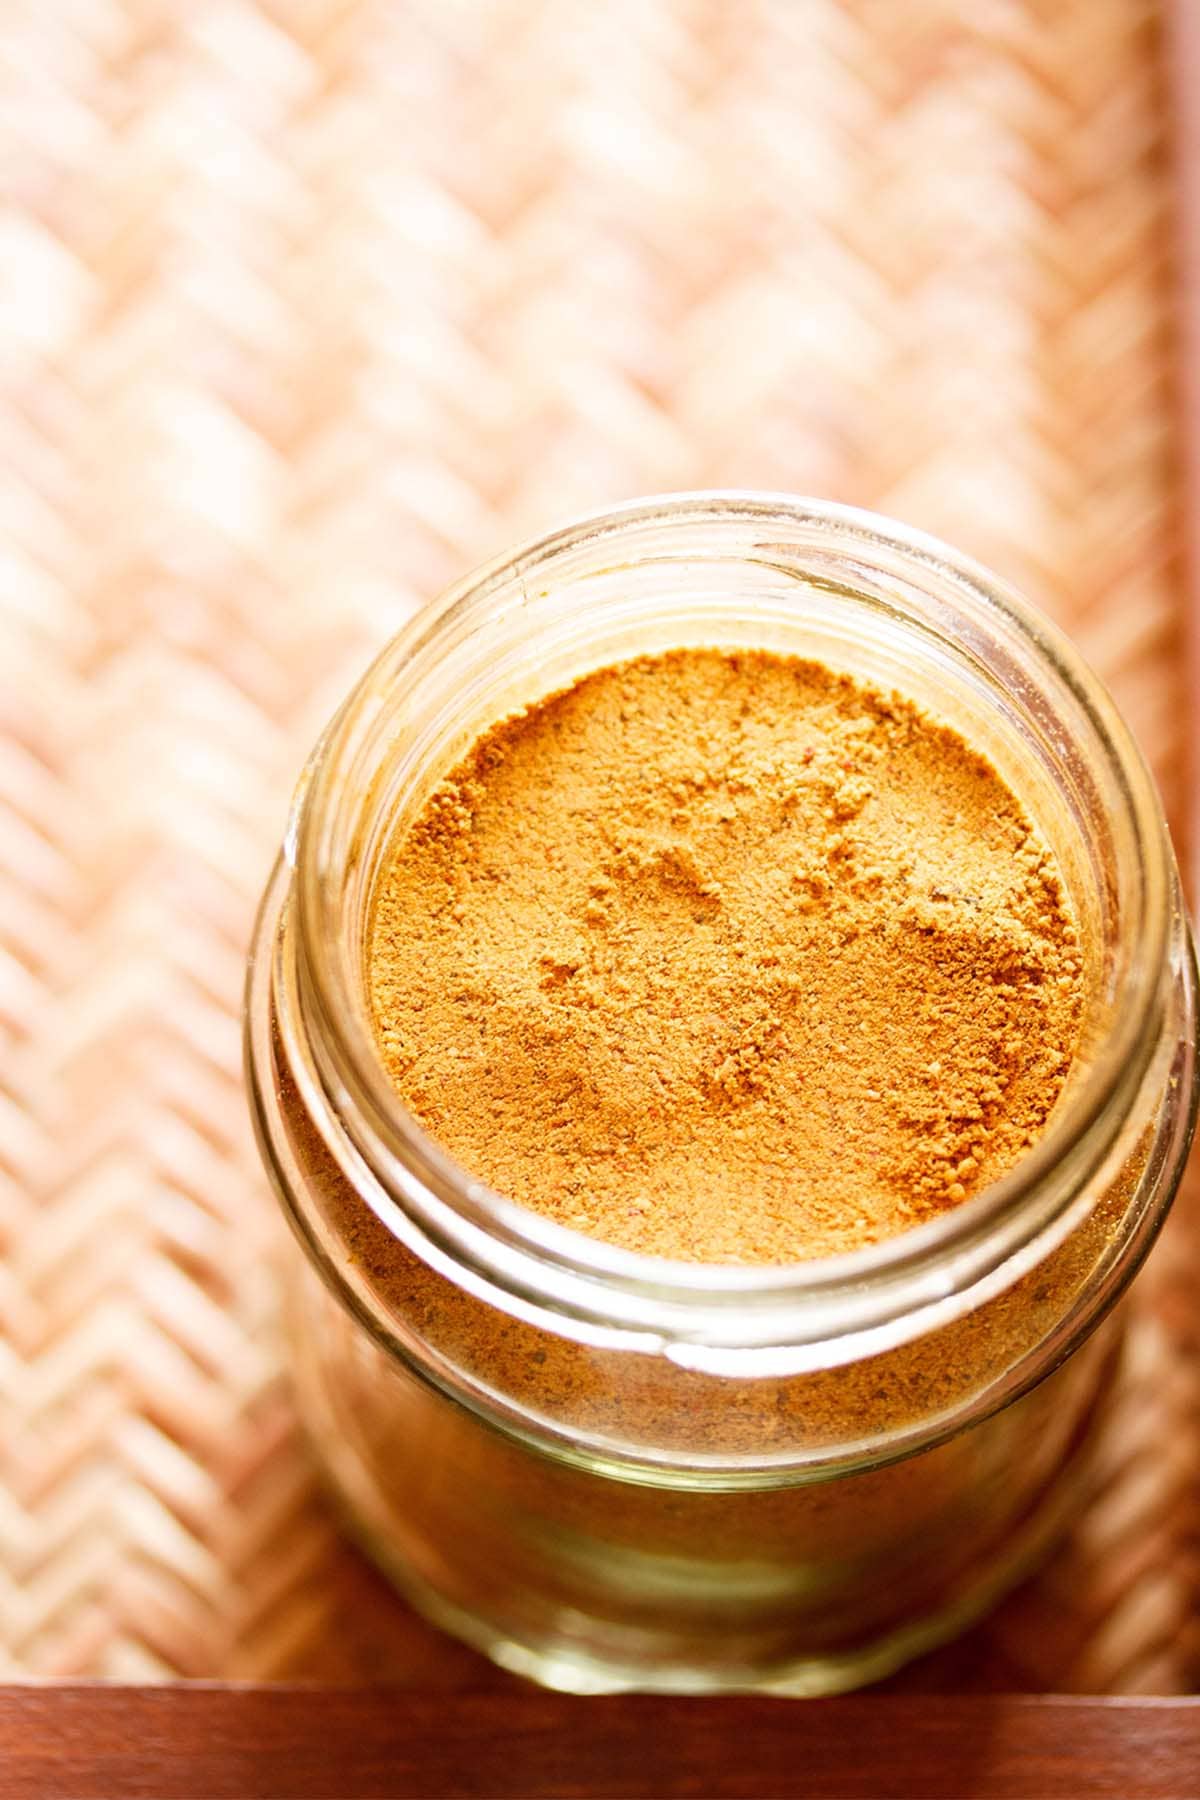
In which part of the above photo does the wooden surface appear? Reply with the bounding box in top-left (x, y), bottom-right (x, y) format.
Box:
top-left (0, 0), bottom-right (1193, 1697)
top-left (1168, 0), bottom-right (1200, 903)
top-left (1, 1689), bottom-right (1197, 1800)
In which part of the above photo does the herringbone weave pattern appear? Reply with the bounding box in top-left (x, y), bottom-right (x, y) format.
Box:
top-left (0, 0), bottom-right (1194, 1689)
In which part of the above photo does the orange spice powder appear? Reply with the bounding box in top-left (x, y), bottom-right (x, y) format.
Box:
top-left (367, 648), bottom-right (1082, 1261)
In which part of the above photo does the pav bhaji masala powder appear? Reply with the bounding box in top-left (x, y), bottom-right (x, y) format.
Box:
top-left (368, 648), bottom-right (1082, 1266)
top-left (247, 497), bottom-right (1197, 1694)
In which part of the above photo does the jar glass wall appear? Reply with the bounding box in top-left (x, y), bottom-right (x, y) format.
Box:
top-left (245, 495), bottom-right (1198, 1694)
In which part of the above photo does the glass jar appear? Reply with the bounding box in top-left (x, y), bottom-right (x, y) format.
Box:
top-left (245, 494), bottom-right (1197, 1695)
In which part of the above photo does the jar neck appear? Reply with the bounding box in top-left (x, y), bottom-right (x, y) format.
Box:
top-left (280, 493), bottom-right (1190, 1369)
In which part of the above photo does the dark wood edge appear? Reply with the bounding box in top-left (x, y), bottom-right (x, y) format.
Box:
top-left (0, 1688), bottom-right (1197, 1800)
top-left (1166, 0), bottom-right (1200, 900)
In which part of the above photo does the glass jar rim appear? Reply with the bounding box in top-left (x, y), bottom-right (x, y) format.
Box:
top-left (286, 491), bottom-right (1178, 1344)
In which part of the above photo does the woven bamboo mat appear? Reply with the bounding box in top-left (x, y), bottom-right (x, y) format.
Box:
top-left (0, 0), bottom-right (1194, 1691)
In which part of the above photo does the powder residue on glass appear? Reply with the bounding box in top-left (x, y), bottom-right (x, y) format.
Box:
top-left (368, 649), bottom-right (1082, 1263)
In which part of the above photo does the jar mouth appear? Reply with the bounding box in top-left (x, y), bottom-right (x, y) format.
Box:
top-left (288, 492), bottom-right (1180, 1339)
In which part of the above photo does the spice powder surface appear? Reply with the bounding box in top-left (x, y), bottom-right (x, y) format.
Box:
top-left (368, 649), bottom-right (1082, 1263)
